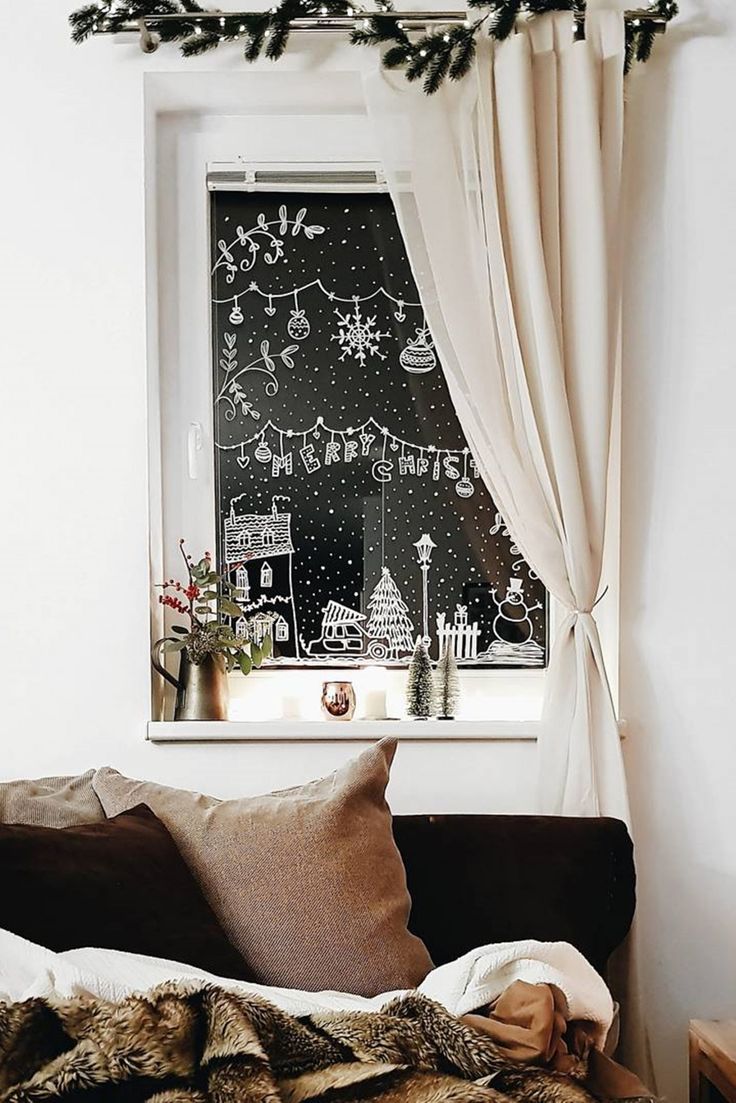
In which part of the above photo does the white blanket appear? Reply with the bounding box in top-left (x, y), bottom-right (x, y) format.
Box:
top-left (0, 929), bottom-right (613, 1046)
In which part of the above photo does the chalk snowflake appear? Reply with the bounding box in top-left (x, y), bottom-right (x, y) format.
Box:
top-left (332, 301), bottom-right (391, 365)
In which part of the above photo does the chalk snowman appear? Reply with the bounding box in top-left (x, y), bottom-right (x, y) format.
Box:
top-left (490, 578), bottom-right (542, 645)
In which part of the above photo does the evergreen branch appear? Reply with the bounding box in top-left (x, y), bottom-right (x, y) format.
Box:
top-left (351, 14), bottom-right (410, 47)
top-left (624, 24), bottom-right (636, 73)
top-left (382, 42), bottom-right (414, 69)
top-left (264, 0), bottom-right (304, 60)
top-left (69, 4), bottom-right (103, 42)
top-left (492, 0), bottom-right (521, 41)
top-left (634, 23), bottom-right (657, 62)
top-left (156, 20), bottom-right (198, 40)
top-left (422, 36), bottom-right (453, 94)
top-left (521, 0), bottom-right (574, 11)
top-left (448, 27), bottom-right (476, 82)
top-left (180, 28), bottom-right (221, 53)
top-left (243, 14), bottom-right (270, 60)
top-left (70, 0), bottom-right (679, 93)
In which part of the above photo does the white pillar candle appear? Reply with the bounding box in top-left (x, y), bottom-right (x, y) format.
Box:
top-left (360, 666), bottom-right (388, 719)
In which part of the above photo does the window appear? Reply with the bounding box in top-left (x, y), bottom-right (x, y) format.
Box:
top-left (210, 180), bottom-right (547, 669)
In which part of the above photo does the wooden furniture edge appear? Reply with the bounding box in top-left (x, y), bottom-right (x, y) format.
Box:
top-left (690, 1021), bottom-right (736, 1103)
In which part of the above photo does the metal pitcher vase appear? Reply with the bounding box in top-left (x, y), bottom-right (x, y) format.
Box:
top-left (151, 641), bottom-right (229, 721)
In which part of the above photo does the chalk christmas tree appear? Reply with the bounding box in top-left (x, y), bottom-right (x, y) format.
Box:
top-left (434, 641), bottom-right (459, 719)
top-left (406, 637), bottom-right (434, 719)
top-left (366, 566), bottom-right (415, 659)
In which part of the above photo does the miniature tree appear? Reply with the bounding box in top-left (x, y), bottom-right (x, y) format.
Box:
top-left (366, 566), bottom-right (415, 658)
top-left (406, 637), bottom-right (434, 719)
top-left (434, 641), bottom-right (459, 719)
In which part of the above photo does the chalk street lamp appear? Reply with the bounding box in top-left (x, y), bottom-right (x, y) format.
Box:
top-left (413, 533), bottom-right (437, 646)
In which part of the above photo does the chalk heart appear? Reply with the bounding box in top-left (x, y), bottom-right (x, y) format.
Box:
top-left (265, 306), bottom-right (276, 316)
top-left (236, 454), bottom-right (251, 470)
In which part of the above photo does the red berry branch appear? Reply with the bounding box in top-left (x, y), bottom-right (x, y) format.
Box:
top-left (155, 540), bottom-right (272, 674)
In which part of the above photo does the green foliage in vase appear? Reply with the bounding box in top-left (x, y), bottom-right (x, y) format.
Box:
top-left (157, 540), bottom-right (271, 673)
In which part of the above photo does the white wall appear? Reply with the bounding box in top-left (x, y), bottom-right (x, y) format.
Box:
top-left (0, 2), bottom-right (537, 811)
top-left (0, 3), bottom-right (734, 1100)
top-left (620, 2), bottom-right (736, 1099)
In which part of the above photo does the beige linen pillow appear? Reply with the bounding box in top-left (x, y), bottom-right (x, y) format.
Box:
top-left (0, 771), bottom-right (104, 827)
top-left (93, 739), bottom-right (432, 995)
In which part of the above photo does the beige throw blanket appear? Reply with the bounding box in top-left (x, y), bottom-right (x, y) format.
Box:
top-left (0, 984), bottom-right (651, 1103)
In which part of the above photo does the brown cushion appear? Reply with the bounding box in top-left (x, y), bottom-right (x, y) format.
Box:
top-left (93, 739), bottom-right (432, 995)
top-left (0, 770), bottom-right (104, 827)
top-left (0, 804), bottom-right (252, 981)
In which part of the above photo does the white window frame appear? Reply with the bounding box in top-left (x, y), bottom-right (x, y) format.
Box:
top-left (145, 70), bottom-right (619, 737)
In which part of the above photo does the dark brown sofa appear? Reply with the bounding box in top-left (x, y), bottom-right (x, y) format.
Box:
top-left (394, 815), bottom-right (635, 976)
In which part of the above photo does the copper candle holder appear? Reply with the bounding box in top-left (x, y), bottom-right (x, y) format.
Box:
top-left (321, 681), bottom-right (356, 721)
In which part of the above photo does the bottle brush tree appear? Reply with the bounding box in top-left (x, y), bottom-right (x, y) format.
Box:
top-left (435, 642), bottom-right (459, 719)
top-left (406, 637), bottom-right (434, 719)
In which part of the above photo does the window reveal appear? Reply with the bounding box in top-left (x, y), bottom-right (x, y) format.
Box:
top-left (211, 190), bottom-right (547, 668)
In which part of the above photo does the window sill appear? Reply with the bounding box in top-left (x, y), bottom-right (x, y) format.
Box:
top-left (146, 719), bottom-right (541, 743)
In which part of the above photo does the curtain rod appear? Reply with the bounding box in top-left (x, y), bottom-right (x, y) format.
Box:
top-left (94, 8), bottom-right (668, 49)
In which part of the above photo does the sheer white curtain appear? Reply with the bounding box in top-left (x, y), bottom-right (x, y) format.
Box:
top-left (364, 12), bottom-right (629, 820)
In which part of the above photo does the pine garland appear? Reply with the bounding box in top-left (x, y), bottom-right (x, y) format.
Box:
top-left (69, 0), bottom-right (677, 93)
top-left (434, 642), bottom-right (459, 720)
top-left (406, 637), bottom-right (434, 719)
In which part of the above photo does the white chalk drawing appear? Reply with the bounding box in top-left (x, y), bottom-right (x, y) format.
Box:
top-left (225, 500), bottom-right (294, 563)
top-left (436, 605), bottom-right (480, 661)
top-left (366, 567), bottom-right (415, 659)
top-left (255, 440), bottom-right (272, 464)
top-left (216, 337), bottom-right (298, 423)
top-left (400, 327), bottom-right (437, 374)
top-left (235, 564), bottom-right (250, 602)
top-left (212, 206), bottom-right (325, 284)
top-left (332, 300), bottom-right (392, 365)
top-left (490, 578), bottom-right (542, 644)
top-left (218, 417), bottom-right (482, 493)
top-left (236, 610), bottom-right (276, 646)
top-left (476, 578), bottom-right (545, 667)
top-left (306, 599), bottom-right (392, 661)
top-left (224, 495), bottom-right (300, 657)
top-left (413, 533), bottom-right (437, 646)
top-left (286, 291), bottom-right (311, 341)
top-left (480, 639), bottom-right (545, 666)
top-left (287, 308), bottom-right (310, 341)
top-left (273, 614), bottom-right (289, 642)
top-left (308, 601), bottom-right (367, 657)
top-left (212, 196), bottom-right (546, 673)
top-left (455, 450), bottom-right (475, 499)
top-left (489, 511), bottom-right (539, 580)
top-left (213, 276), bottom-right (423, 318)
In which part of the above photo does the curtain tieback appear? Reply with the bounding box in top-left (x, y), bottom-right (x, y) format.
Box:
top-left (568, 586), bottom-right (609, 618)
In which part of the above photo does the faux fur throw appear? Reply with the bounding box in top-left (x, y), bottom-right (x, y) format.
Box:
top-left (0, 983), bottom-right (608, 1103)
